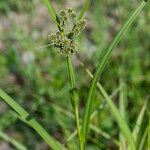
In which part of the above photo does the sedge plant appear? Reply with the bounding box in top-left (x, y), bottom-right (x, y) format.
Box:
top-left (0, 0), bottom-right (149, 149)
top-left (44, 0), bottom-right (148, 149)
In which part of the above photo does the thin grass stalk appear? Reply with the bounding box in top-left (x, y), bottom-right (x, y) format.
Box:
top-left (88, 136), bottom-right (106, 149)
top-left (66, 55), bottom-right (82, 150)
top-left (97, 84), bottom-right (136, 150)
top-left (78, 0), bottom-right (91, 20)
top-left (43, 1), bottom-right (82, 148)
top-left (0, 130), bottom-right (27, 150)
top-left (126, 100), bottom-right (147, 150)
top-left (81, 1), bottom-right (147, 149)
top-left (56, 116), bottom-right (78, 150)
top-left (119, 66), bottom-right (127, 149)
top-left (0, 89), bottom-right (66, 150)
top-left (89, 124), bottom-right (120, 146)
top-left (43, 0), bottom-right (58, 25)
top-left (132, 100), bottom-right (147, 142)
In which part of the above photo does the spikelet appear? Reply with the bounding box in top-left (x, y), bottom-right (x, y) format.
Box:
top-left (48, 8), bottom-right (86, 56)
top-left (72, 20), bottom-right (86, 35)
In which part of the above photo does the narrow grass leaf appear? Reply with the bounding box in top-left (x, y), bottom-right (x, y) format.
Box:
top-left (132, 100), bottom-right (147, 142)
top-left (56, 116), bottom-right (78, 150)
top-left (88, 136), bottom-right (106, 149)
top-left (97, 84), bottom-right (136, 150)
top-left (0, 130), bottom-right (27, 150)
top-left (89, 124), bottom-right (120, 146)
top-left (81, 1), bottom-right (147, 149)
top-left (52, 102), bottom-right (120, 147)
top-left (78, 0), bottom-right (91, 20)
top-left (43, 0), bottom-right (58, 25)
top-left (119, 66), bottom-right (127, 149)
top-left (0, 89), bottom-right (28, 119)
top-left (57, 85), bottom-right (74, 96)
top-left (66, 79), bottom-right (123, 143)
top-left (138, 127), bottom-right (148, 150)
top-left (0, 89), bottom-right (66, 150)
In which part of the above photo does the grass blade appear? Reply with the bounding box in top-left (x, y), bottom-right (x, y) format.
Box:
top-left (0, 130), bottom-right (27, 150)
top-left (119, 66), bottom-right (127, 149)
top-left (51, 102), bottom-right (120, 147)
top-left (56, 116), bottom-right (78, 150)
top-left (138, 127), bottom-right (148, 150)
top-left (132, 100), bottom-right (147, 142)
top-left (66, 84), bottom-right (122, 141)
top-left (78, 0), bottom-right (91, 20)
top-left (0, 89), bottom-right (28, 119)
top-left (0, 89), bottom-right (66, 150)
top-left (43, 0), bottom-right (58, 25)
top-left (83, 65), bottom-right (136, 150)
top-left (89, 124), bottom-right (120, 146)
top-left (97, 84), bottom-right (136, 150)
top-left (81, 1), bottom-right (147, 149)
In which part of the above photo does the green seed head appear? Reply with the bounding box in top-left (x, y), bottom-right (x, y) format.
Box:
top-left (72, 20), bottom-right (86, 35)
top-left (67, 9), bottom-right (77, 19)
top-left (48, 9), bottom-right (86, 56)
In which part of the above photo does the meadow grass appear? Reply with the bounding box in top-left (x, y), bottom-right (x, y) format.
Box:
top-left (0, 0), bottom-right (149, 149)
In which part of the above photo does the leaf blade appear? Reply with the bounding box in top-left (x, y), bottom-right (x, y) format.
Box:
top-left (81, 1), bottom-right (147, 149)
top-left (78, 0), bottom-right (91, 20)
top-left (0, 89), bottom-right (66, 150)
top-left (43, 0), bottom-right (58, 25)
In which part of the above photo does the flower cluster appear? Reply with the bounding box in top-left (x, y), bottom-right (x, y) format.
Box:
top-left (59, 9), bottom-right (77, 31)
top-left (49, 33), bottom-right (77, 55)
top-left (72, 20), bottom-right (86, 36)
top-left (48, 9), bottom-right (86, 56)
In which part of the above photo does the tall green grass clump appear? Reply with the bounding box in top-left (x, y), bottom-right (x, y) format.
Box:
top-left (0, 0), bottom-right (149, 149)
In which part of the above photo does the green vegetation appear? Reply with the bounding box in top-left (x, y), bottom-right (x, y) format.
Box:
top-left (0, 0), bottom-right (149, 149)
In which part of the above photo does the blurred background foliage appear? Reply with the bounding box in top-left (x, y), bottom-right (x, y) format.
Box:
top-left (0, 0), bottom-right (149, 149)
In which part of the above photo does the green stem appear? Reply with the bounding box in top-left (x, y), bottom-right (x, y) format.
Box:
top-left (119, 66), bottom-right (127, 149)
top-left (43, 1), bottom-right (83, 148)
top-left (78, 0), bottom-right (91, 20)
top-left (66, 55), bottom-right (82, 150)
top-left (43, 0), bottom-right (59, 26)
top-left (81, 1), bottom-right (147, 149)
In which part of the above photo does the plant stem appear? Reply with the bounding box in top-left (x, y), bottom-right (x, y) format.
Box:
top-left (43, 1), bottom-right (84, 148)
top-left (78, 0), bottom-right (91, 20)
top-left (43, 0), bottom-right (59, 26)
top-left (119, 65), bottom-right (127, 149)
top-left (66, 55), bottom-right (82, 150)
